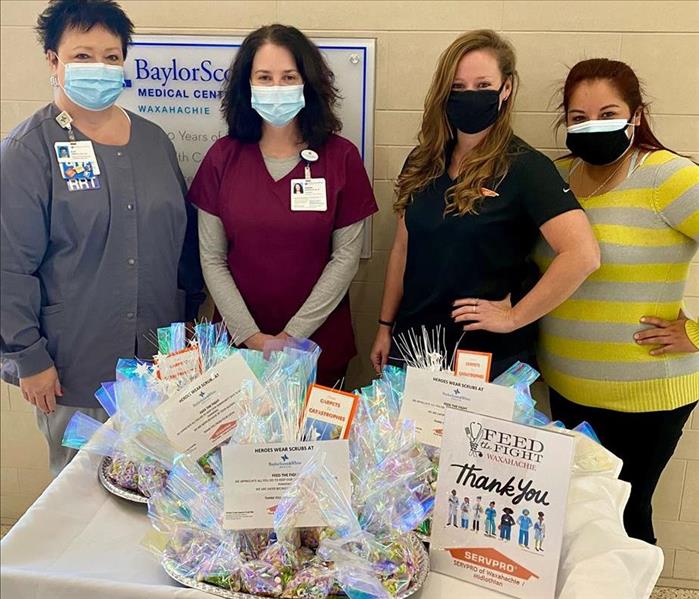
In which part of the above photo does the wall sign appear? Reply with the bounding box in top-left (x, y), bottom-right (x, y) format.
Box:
top-left (120, 35), bottom-right (376, 257)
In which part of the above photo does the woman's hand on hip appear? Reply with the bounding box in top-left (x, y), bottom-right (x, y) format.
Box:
top-left (452, 294), bottom-right (517, 334)
top-left (635, 316), bottom-right (698, 355)
top-left (370, 326), bottom-right (392, 374)
top-left (19, 366), bottom-right (62, 415)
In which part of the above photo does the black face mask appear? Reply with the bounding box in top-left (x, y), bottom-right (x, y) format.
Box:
top-left (565, 123), bottom-right (634, 166)
top-left (446, 83), bottom-right (505, 134)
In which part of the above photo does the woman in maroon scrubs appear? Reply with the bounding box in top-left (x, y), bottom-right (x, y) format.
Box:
top-left (190, 25), bottom-right (377, 386)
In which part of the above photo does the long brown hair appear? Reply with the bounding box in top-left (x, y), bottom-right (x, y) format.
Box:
top-left (557, 58), bottom-right (670, 153)
top-left (394, 30), bottom-right (519, 215)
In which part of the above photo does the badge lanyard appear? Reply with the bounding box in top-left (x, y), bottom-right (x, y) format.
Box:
top-left (55, 110), bottom-right (76, 141)
top-left (301, 148), bottom-right (318, 179)
top-left (54, 110), bottom-right (102, 190)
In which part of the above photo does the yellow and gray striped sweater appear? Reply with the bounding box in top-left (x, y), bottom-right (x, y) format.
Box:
top-left (534, 150), bottom-right (699, 412)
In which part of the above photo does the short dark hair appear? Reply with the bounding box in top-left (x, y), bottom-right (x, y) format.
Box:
top-left (36, 0), bottom-right (134, 58)
top-left (221, 24), bottom-right (341, 149)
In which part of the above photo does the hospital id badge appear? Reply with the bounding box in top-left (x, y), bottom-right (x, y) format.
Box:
top-left (290, 178), bottom-right (327, 212)
top-left (54, 141), bottom-right (101, 175)
top-left (59, 161), bottom-right (97, 181)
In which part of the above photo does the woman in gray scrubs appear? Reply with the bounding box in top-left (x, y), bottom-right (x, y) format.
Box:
top-left (0, 0), bottom-right (204, 475)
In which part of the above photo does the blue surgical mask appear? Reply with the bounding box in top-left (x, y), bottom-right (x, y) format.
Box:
top-left (60, 61), bottom-right (125, 111)
top-left (250, 84), bottom-right (305, 127)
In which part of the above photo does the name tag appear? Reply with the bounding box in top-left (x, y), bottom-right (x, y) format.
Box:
top-left (54, 141), bottom-right (101, 176)
top-left (290, 178), bottom-right (327, 211)
top-left (66, 176), bottom-right (101, 192)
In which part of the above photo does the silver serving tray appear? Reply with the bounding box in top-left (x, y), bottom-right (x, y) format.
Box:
top-left (415, 531), bottom-right (430, 544)
top-left (162, 532), bottom-right (430, 599)
top-left (98, 456), bottom-right (149, 504)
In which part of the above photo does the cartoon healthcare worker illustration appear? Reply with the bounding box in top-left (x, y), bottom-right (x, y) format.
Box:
top-left (499, 507), bottom-right (515, 541)
top-left (534, 511), bottom-right (546, 551)
top-left (447, 489), bottom-right (459, 526)
top-left (472, 496), bottom-right (483, 532)
top-left (518, 508), bottom-right (533, 548)
top-left (461, 497), bottom-right (470, 529)
top-left (485, 501), bottom-right (497, 537)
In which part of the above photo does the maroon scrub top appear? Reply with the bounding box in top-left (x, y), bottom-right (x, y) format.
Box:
top-left (188, 134), bottom-right (378, 382)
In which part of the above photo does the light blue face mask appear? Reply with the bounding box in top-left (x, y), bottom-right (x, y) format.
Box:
top-left (250, 84), bottom-right (305, 127)
top-left (61, 61), bottom-right (125, 111)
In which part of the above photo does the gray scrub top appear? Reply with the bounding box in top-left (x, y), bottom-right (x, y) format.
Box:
top-left (0, 104), bottom-right (204, 407)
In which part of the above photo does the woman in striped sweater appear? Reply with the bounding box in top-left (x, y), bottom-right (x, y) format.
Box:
top-left (535, 59), bottom-right (698, 545)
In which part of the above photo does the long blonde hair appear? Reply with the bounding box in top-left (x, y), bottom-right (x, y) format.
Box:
top-left (394, 30), bottom-right (519, 215)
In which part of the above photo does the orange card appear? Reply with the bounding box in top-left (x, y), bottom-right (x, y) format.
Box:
top-left (301, 384), bottom-right (359, 441)
top-left (454, 349), bottom-right (493, 382)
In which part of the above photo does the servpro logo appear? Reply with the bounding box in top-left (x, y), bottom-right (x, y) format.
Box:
top-left (210, 420), bottom-right (237, 442)
top-left (446, 547), bottom-right (539, 580)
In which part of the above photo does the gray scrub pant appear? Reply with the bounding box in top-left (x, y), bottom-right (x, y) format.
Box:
top-left (35, 405), bottom-right (108, 477)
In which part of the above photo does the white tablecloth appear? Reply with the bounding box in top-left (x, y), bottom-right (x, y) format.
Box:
top-left (1, 443), bottom-right (663, 599)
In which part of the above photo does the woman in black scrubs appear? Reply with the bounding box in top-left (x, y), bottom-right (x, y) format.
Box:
top-left (370, 30), bottom-right (600, 377)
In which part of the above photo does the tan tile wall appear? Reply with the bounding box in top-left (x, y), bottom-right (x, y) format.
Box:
top-left (1, 0), bottom-right (697, 586)
top-left (0, 382), bottom-right (51, 523)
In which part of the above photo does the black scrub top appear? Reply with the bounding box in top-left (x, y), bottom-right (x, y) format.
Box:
top-left (395, 137), bottom-right (580, 369)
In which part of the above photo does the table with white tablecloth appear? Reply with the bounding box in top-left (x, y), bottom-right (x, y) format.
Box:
top-left (0, 443), bottom-right (663, 599)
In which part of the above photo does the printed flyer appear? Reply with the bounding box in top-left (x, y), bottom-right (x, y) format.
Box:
top-left (430, 407), bottom-right (575, 599)
top-left (155, 353), bottom-right (263, 458)
top-left (300, 384), bottom-right (359, 441)
top-left (222, 440), bottom-right (350, 530)
top-left (399, 366), bottom-right (516, 447)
